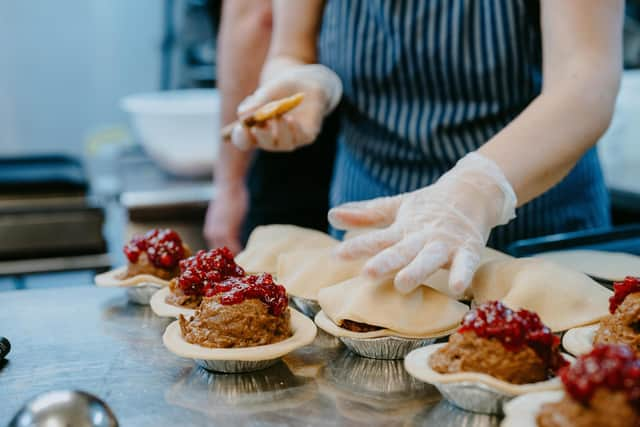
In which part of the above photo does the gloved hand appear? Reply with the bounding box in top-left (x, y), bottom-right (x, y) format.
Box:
top-left (231, 56), bottom-right (342, 152)
top-left (329, 152), bottom-right (517, 296)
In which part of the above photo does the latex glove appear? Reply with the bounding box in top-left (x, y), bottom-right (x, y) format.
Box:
top-left (231, 56), bottom-right (342, 152)
top-left (203, 182), bottom-right (248, 254)
top-left (329, 152), bottom-right (517, 296)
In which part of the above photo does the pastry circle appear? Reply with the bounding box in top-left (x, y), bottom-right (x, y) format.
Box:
top-left (315, 310), bottom-right (457, 339)
top-left (163, 308), bottom-right (317, 361)
top-left (95, 266), bottom-right (170, 288)
top-left (404, 344), bottom-right (570, 396)
top-left (500, 391), bottom-right (564, 427)
top-left (150, 287), bottom-right (196, 318)
top-left (535, 250), bottom-right (640, 282)
top-left (470, 258), bottom-right (611, 332)
top-left (562, 324), bottom-right (599, 356)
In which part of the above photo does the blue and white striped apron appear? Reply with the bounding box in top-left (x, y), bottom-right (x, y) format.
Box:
top-left (318, 0), bottom-right (610, 250)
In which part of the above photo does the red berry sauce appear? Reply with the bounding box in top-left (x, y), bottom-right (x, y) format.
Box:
top-left (609, 276), bottom-right (640, 314)
top-left (459, 301), bottom-right (567, 372)
top-left (205, 273), bottom-right (288, 316)
top-left (177, 248), bottom-right (244, 296)
top-left (561, 344), bottom-right (640, 408)
top-left (124, 228), bottom-right (185, 269)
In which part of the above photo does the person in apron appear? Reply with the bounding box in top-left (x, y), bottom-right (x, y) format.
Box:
top-left (230, 0), bottom-right (623, 296)
top-left (204, 0), bottom-right (337, 253)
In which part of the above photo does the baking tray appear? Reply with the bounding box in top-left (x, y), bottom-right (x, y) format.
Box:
top-left (506, 224), bottom-right (640, 287)
top-left (506, 224), bottom-right (640, 257)
top-left (0, 154), bottom-right (87, 196)
top-left (0, 207), bottom-right (107, 260)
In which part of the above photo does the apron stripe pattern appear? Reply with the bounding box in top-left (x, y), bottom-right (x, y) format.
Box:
top-left (318, 0), bottom-right (610, 250)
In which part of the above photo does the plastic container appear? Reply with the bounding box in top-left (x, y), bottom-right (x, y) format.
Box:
top-left (120, 89), bottom-right (220, 177)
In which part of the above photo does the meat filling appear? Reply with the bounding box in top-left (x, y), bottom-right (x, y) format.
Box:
top-left (594, 293), bottom-right (640, 357)
top-left (179, 295), bottom-right (292, 348)
top-left (429, 331), bottom-right (550, 384)
top-left (165, 278), bottom-right (201, 309)
top-left (339, 319), bottom-right (383, 333)
top-left (536, 389), bottom-right (639, 427)
top-left (124, 248), bottom-right (190, 281)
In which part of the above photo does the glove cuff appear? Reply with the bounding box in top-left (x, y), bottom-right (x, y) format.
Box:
top-left (261, 56), bottom-right (343, 115)
top-left (303, 64), bottom-right (343, 112)
top-left (452, 152), bottom-right (518, 226)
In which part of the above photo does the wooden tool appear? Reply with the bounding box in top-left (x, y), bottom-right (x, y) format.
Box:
top-left (221, 92), bottom-right (305, 141)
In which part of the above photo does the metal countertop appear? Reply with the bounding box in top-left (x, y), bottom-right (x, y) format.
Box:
top-left (0, 287), bottom-right (499, 426)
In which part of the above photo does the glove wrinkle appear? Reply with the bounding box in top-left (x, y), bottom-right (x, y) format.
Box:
top-left (331, 152), bottom-right (516, 296)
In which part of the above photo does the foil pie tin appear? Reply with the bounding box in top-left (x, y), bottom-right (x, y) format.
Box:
top-left (163, 308), bottom-right (318, 373)
top-left (126, 283), bottom-right (163, 305)
top-left (434, 378), bottom-right (513, 414)
top-left (340, 335), bottom-right (440, 360)
top-left (404, 344), bottom-right (571, 415)
top-left (195, 358), bottom-right (280, 374)
top-left (289, 295), bottom-right (321, 318)
top-left (314, 311), bottom-right (455, 360)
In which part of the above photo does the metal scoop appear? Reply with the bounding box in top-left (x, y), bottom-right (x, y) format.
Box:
top-left (9, 390), bottom-right (118, 427)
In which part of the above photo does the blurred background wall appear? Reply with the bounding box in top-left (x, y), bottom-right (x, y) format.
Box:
top-left (0, 1), bottom-right (163, 155)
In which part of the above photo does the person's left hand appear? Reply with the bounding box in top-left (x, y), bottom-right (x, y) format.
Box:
top-left (231, 58), bottom-right (342, 152)
top-left (328, 152), bottom-right (517, 297)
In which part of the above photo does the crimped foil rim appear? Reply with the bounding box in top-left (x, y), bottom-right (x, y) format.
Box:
top-left (150, 287), bottom-right (196, 318)
top-left (163, 308), bottom-right (317, 361)
top-left (501, 391), bottom-right (564, 427)
top-left (562, 324), bottom-right (599, 356)
top-left (126, 283), bottom-right (163, 305)
top-left (314, 310), bottom-right (457, 339)
top-left (287, 296), bottom-right (320, 305)
top-left (95, 266), bottom-right (171, 288)
top-left (404, 344), bottom-right (571, 396)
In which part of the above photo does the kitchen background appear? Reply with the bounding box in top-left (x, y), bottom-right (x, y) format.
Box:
top-left (0, 0), bottom-right (220, 290)
top-left (0, 1), bottom-right (639, 291)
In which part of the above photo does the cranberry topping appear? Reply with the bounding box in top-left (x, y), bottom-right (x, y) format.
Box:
top-left (205, 273), bottom-right (288, 316)
top-left (177, 248), bottom-right (244, 296)
top-left (561, 344), bottom-right (640, 408)
top-left (459, 301), bottom-right (567, 372)
top-left (124, 228), bottom-right (185, 269)
top-left (609, 276), bottom-right (640, 314)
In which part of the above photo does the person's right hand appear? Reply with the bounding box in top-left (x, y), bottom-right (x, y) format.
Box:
top-left (203, 182), bottom-right (248, 254)
top-left (231, 58), bottom-right (342, 152)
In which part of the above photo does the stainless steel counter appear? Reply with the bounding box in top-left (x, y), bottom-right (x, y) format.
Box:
top-left (0, 287), bottom-right (499, 426)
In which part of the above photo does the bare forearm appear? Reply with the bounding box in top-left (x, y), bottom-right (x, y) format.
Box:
top-left (479, 69), bottom-right (620, 205)
top-left (215, 0), bottom-right (272, 184)
top-left (479, 0), bottom-right (622, 206)
top-left (268, 0), bottom-right (325, 63)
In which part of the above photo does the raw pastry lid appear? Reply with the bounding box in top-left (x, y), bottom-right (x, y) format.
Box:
top-left (236, 225), bottom-right (338, 274)
top-left (314, 310), bottom-right (457, 339)
top-left (535, 249), bottom-right (640, 282)
top-left (277, 247), bottom-right (365, 300)
top-left (317, 275), bottom-right (468, 337)
top-left (150, 287), bottom-right (196, 318)
top-left (95, 266), bottom-right (170, 288)
top-left (404, 344), bottom-right (570, 396)
top-left (163, 308), bottom-right (317, 361)
top-left (470, 258), bottom-right (611, 332)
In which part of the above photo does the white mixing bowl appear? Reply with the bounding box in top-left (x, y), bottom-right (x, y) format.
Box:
top-left (121, 89), bottom-right (220, 177)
